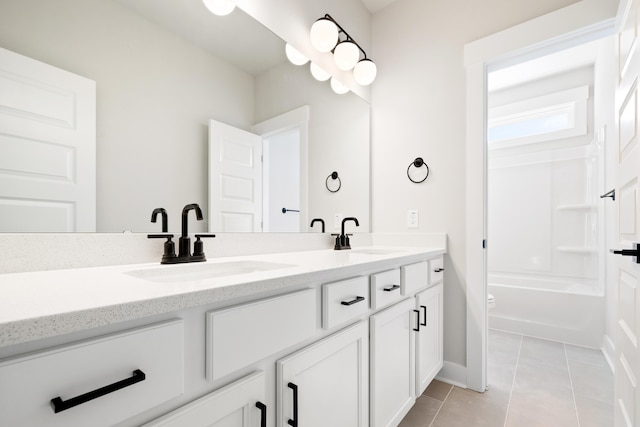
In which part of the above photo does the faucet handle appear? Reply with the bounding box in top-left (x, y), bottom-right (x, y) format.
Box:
top-left (148, 234), bottom-right (177, 263)
top-left (193, 234), bottom-right (216, 258)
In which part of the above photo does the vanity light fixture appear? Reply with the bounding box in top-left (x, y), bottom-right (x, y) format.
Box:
top-left (310, 62), bottom-right (331, 81)
top-left (309, 14), bottom-right (377, 86)
top-left (285, 43), bottom-right (309, 66)
top-left (202, 0), bottom-right (236, 16)
top-left (310, 17), bottom-right (339, 52)
top-left (330, 77), bottom-right (349, 95)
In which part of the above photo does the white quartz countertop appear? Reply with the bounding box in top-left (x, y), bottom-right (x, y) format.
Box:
top-left (0, 246), bottom-right (445, 348)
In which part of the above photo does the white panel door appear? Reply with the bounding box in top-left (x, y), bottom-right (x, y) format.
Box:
top-left (277, 321), bottom-right (369, 427)
top-left (0, 47), bottom-right (96, 232)
top-left (615, 1), bottom-right (640, 426)
top-left (370, 298), bottom-right (416, 427)
top-left (208, 119), bottom-right (262, 232)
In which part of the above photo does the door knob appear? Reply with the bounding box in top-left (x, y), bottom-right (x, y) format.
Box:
top-left (610, 243), bottom-right (640, 263)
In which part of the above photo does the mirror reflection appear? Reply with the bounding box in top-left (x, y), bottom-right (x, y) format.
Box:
top-left (0, 0), bottom-right (370, 233)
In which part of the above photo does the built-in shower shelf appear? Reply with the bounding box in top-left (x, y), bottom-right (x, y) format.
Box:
top-left (557, 246), bottom-right (597, 254)
top-left (556, 204), bottom-right (597, 211)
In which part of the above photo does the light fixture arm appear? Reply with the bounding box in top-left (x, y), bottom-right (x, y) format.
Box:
top-left (322, 14), bottom-right (369, 60)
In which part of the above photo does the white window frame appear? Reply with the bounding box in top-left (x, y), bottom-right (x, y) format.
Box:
top-left (488, 86), bottom-right (589, 148)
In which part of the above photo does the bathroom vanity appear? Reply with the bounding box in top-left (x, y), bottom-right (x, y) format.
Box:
top-left (0, 245), bottom-right (445, 427)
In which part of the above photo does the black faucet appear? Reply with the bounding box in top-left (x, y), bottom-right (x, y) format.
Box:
top-left (334, 217), bottom-right (359, 250)
top-left (310, 218), bottom-right (325, 233)
top-left (151, 208), bottom-right (168, 232)
top-left (179, 203), bottom-right (203, 258)
top-left (148, 203), bottom-right (215, 264)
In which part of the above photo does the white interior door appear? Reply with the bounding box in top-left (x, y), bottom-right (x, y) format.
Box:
top-left (614, 1), bottom-right (640, 425)
top-left (208, 119), bottom-right (262, 232)
top-left (262, 129), bottom-right (300, 232)
top-left (253, 106), bottom-right (309, 232)
top-left (0, 47), bottom-right (96, 232)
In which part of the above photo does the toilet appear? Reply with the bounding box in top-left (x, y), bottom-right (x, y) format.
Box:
top-left (488, 293), bottom-right (496, 310)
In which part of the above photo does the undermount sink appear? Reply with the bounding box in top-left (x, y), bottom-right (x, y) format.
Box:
top-left (126, 260), bottom-right (294, 283)
top-left (349, 248), bottom-right (404, 255)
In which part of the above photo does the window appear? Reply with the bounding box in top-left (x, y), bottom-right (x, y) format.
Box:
top-left (488, 86), bottom-right (588, 148)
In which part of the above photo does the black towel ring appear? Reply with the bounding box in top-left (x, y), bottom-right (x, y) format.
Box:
top-left (326, 171), bottom-right (341, 193)
top-left (407, 157), bottom-right (430, 183)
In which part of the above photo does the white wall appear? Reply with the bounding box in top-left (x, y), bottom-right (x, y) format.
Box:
top-left (370, 0), bottom-right (580, 369)
top-left (0, 0), bottom-right (254, 233)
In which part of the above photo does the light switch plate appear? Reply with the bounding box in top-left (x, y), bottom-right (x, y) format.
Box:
top-left (407, 210), bottom-right (419, 228)
top-left (334, 213), bottom-right (343, 230)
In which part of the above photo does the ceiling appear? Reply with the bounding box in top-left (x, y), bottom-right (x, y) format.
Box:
top-left (114, 0), bottom-right (285, 76)
top-left (360, 0), bottom-right (399, 13)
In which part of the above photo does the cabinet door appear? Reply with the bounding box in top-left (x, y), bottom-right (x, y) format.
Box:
top-left (143, 371), bottom-right (266, 427)
top-left (415, 283), bottom-right (444, 395)
top-left (277, 321), bottom-right (369, 427)
top-left (370, 298), bottom-right (416, 427)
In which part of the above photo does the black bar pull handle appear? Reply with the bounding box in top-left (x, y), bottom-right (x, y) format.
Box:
top-left (287, 382), bottom-right (298, 427)
top-left (282, 207), bottom-right (300, 214)
top-left (420, 305), bottom-right (427, 326)
top-left (434, 268), bottom-right (444, 273)
top-left (383, 284), bottom-right (400, 292)
top-left (51, 369), bottom-right (146, 413)
top-left (341, 296), bottom-right (365, 306)
top-left (610, 243), bottom-right (640, 263)
top-left (256, 401), bottom-right (267, 427)
top-left (600, 189), bottom-right (615, 200)
top-left (413, 309), bottom-right (421, 332)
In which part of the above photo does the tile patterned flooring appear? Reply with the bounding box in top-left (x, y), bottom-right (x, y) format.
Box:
top-left (399, 330), bottom-right (614, 427)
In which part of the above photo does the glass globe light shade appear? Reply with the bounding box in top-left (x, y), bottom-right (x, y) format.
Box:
top-left (310, 18), bottom-right (339, 53)
top-left (310, 62), bottom-right (331, 81)
top-left (285, 43), bottom-right (309, 66)
top-left (330, 77), bottom-right (349, 95)
top-left (333, 41), bottom-right (359, 71)
top-left (353, 59), bottom-right (377, 85)
top-left (202, 0), bottom-right (236, 16)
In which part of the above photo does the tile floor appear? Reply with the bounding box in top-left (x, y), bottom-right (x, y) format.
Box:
top-left (399, 329), bottom-right (614, 427)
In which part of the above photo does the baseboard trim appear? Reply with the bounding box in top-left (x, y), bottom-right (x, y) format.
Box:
top-left (435, 361), bottom-right (467, 389)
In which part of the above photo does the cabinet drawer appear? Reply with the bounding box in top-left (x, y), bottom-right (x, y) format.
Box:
top-left (430, 257), bottom-right (444, 284)
top-left (401, 261), bottom-right (429, 295)
top-left (206, 289), bottom-right (317, 382)
top-left (0, 319), bottom-right (184, 427)
top-left (370, 269), bottom-right (402, 310)
top-left (323, 276), bottom-right (370, 329)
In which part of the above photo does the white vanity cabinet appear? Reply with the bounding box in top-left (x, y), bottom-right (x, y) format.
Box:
top-left (142, 371), bottom-right (267, 427)
top-left (0, 248), bottom-right (446, 427)
top-left (0, 319), bottom-right (184, 427)
top-left (277, 321), bottom-right (369, 427)
top-left (370, 298), bottom-right (417, 427)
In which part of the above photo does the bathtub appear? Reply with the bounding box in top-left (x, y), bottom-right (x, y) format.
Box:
top-left (488, 273), bottom-right (605, 348)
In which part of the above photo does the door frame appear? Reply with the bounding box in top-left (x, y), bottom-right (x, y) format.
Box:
top-left (464, 0), bottom-right (616, 392)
